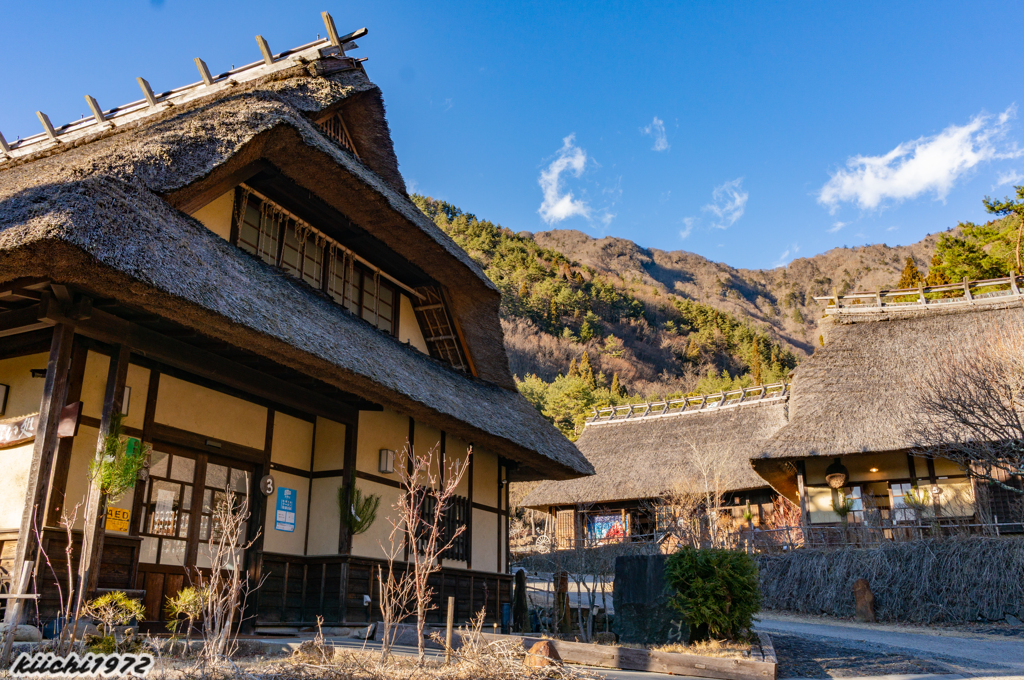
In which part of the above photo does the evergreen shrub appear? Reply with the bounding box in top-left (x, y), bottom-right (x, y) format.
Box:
top-left (664, 547), bottom-right (761, 642)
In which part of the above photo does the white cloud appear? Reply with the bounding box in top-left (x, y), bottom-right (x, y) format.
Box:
top-left (703, 178), bottom-right (748, 229)
top-left (828, 221), bottom-right (848, 233)
top-left (887, 226), bottom-right (899, 231)
top-left (641, 116), bottom-right (670, 151)
top-left (997, 170), bottom-right (1024, 186)
top-left (679, 217), bottom-right (696, 240)
top-left (538, 135), bottom-right (591, 223)
top-left (819, 106), bottom-right (1021, 211)
top-left (773, 243), bottom-right (800, 268)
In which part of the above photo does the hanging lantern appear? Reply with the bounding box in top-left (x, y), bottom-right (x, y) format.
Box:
top-left (825, 457), bottom-right (849, 489)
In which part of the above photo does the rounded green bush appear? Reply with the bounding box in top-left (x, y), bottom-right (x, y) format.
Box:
top-left (665, 547), bottom-right (761, 642)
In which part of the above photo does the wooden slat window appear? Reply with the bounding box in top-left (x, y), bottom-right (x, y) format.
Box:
top-left (233, 189), bottom-right (398, 337)
top-left (417, 494), bottom-right (470, 562)
top-left (316, 113), bottom-right (360, 158)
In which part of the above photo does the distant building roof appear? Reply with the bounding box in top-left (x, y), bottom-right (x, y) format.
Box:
top-left (522, 391), bottom-right (788, 508)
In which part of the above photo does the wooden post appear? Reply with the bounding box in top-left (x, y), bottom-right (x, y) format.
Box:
top-left (445, 596), bottom-right (454, 664)
top-left (796, 471), bottom-right (810, 530)
top-left (45, 341), bottom-right (88, 527)
top-left (555, 571), bottom-right (571, 635)
top-left (5, 323), bottom-right (74, 623)
top-left (241, 409), bottom-right (274, 634)
top-left (77, 344), bottom-right (130, 603)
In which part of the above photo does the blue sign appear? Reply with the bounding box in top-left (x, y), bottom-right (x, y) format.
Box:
top-left (275, 487), bottom-right (296, 533)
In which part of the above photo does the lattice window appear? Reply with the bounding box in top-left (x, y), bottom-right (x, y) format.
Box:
top-left (417, 494), bottom-right (470, 562)
top-left (316, 113), bottom-right (360, 158)
top-left (412, 287), bottom-right (469, 372)
top-left (233, 188), bottom-right (397, 335)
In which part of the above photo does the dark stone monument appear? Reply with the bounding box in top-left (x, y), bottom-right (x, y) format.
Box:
top-left (612, 554), bottom-right (686, 645)
top-left (853, 578), bottom-right (876, 623)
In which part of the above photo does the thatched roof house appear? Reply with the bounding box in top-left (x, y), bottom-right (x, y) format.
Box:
top-left (0, 18), bottom-right (589, 631)
top-left (0, 30), bottom-right (589, 482)
top-left (521, 385), bottom-right (788, 542)
top-left (752, 280), bottom-right (1024, 526)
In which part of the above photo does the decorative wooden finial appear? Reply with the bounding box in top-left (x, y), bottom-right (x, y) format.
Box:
top-left (36, 112), bottom-right (59, 142)
top-left (84, 95), bottom-right (107, 126)
top-left (322, 11), bottom-right (341, 48)
top-left (194, 58), bottom-right (214, 86)
top-left (137, 77), bottom-right (158, 107)
top-left (255, 35), bottom-right (274, 65)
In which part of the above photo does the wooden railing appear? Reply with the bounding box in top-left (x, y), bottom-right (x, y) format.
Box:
top-left (814, 272), bottom-right (1023, 315)
top-left (587, 382), bottom-right (788, 424)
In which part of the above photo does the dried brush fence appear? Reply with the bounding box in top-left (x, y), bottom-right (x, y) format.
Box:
top-left (757, 536), bottom-right (1024, 624)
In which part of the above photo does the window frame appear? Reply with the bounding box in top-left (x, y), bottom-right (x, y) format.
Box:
top-left (231, 189), bottom-right (399, 337)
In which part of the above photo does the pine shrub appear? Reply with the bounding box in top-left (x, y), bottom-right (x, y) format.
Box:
top-left (664, 547), bottom-right (761, 642)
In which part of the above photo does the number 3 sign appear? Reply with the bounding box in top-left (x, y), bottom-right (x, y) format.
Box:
top-left (260, 475), bottom-right (275, 496)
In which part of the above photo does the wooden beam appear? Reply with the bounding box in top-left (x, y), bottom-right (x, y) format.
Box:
top-left (194, 58), bottom-right (214, 86)
top-left (44, 340), bottom-right (89, 526)
top-left (44, 306), bottom-right (360, 425)
top-left (78, 344), bottom-right (131, 601)
top-left (0, 303), bottom-right (52, 338)
top-left (84, 96), bottom-right (108, 127)
top-left (241, 410), bottom-right (274, 634)
top-left (255, 35), bottom-right (274, 66)
top-left (136, 77), bottom-right (158, 107)
top-left (4, 323), bottom-right (75, 624)
top-left (0, 131), bottom-right (9, 154)
top-left (36, 112), bottom-right (59, 143)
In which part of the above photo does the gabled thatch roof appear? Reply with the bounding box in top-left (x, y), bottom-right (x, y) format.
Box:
top-left (754, 301), bottom-right (1024, 465)
top-left (0, 42), bottom-right (592, 480)
top-left (521, 399), bottom-right (787, 508)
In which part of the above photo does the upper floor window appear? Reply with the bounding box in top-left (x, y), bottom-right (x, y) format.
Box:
top-left (234, 187), bottom-right (397, 335)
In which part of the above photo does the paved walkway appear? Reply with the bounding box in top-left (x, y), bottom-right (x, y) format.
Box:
top-left (756, 612), bottom-right (1024, 678)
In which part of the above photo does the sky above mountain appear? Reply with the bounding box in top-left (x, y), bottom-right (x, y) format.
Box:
top-left (3, 1), bottom-right (1023, 269)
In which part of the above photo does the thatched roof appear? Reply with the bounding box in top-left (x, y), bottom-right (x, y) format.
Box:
top-left (0, 41), bottom-right (592, 480)
top-left (755, 301), bottom-right (1024, 464)
top-left (521, 398), bottom-right (787, 508)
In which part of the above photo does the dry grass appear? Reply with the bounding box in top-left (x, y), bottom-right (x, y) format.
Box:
top-left (618, 639), bottom-right (751, 660)
top-left (148, 639), bottom-right (601, 680)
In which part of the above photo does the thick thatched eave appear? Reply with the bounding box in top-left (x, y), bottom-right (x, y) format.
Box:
top-left (0, 171), bottom-right (591, 480)
top-left (0, 58), bottom-right (514, 389)
top-left (754, 302), bottom-right (1024, 466)
top-left (521, 399), bottom-right (787, 508)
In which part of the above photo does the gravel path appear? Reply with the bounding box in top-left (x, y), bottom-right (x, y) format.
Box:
top-left (757, 612), bottom-right (1024, 677)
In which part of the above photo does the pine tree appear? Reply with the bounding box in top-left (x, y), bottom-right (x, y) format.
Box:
top-left (517, 280), bottom-right (530, 299)
top-left (610, 372), bottom-right (623, 397)
top-left (567, 357), bottom-right (578, 377)
top-left (897, 256), bottom-right (924, 289)
top-left (578, 351), bottom-right (597, 389)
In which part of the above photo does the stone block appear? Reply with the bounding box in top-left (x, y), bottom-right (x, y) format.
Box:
top-left (0, 624), bottom-right (42, 642)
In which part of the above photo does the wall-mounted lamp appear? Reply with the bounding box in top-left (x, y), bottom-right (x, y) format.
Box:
top-left (379, 449), bottom-right (395, 474)
top-left (0, 383), bottom-right (8, 416)
top-left (869, 467), bottom-right (879, 473)
top-left (30, 369), bottom-right (47, 379)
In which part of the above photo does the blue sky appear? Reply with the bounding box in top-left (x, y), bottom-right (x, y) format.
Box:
top-left (3, 1), bottom-right (1023, 269)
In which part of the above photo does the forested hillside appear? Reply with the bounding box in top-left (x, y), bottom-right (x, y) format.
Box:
top-left (413, 194), bottom-right (1021, 438)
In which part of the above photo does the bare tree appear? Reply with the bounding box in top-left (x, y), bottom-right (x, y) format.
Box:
top-left (388, 440), bottom-right (470, 665)
top-left (911, 323), bottom-right (1024, 495)
top-left (375, 531), bottom-right (415, 661)
top-left (188, 486), bottom-right (261, 663)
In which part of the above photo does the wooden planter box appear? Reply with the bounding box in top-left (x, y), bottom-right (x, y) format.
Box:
top-left (472, 630), bottom-right (777, 680)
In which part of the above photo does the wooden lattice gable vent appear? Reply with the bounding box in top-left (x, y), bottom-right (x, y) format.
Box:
top-left (314, 111), bottom-right (360, 159)
top-left (412, 287), bottom-right (473, 375)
